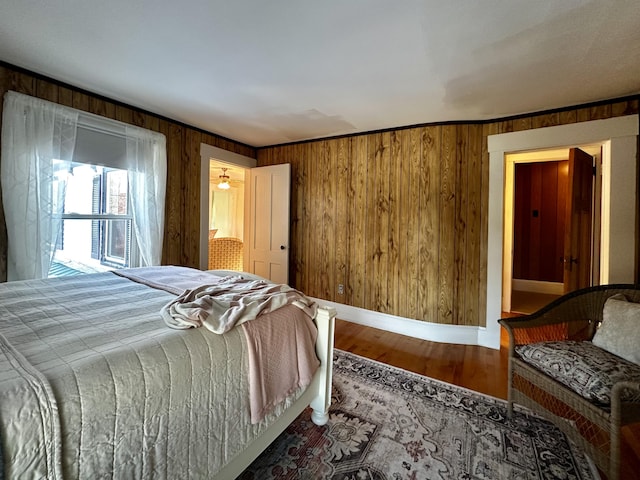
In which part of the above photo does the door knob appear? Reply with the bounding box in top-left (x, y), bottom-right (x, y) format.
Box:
top-left (562, 256), bottom-right (578, 271)
top-left (280, 245), bottom-right (286, 250)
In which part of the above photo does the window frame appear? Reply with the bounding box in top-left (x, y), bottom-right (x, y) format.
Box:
top-left (58, 164), bottom-right (134, 269)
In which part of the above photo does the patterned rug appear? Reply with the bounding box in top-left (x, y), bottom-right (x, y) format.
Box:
top-left (239, 350), bottom-right (599, 479)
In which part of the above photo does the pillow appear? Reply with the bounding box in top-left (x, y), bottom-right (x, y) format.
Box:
top-left (592, 293), bottom-right (640, 365)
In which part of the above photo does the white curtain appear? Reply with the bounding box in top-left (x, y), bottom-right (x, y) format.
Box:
top-left (125, 125), bottom-right (166, 267)
top-left (1, 91), bottom-right (167, 280)
top-left (210, 188), bottom-right (243, 239)
top-left (1, 91), bottom-right (78, 281)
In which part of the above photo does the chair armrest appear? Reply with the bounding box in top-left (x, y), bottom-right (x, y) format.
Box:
top-left (499, 284), bottom-right (640, 348)
top-left (612, 380), bottom-right (640, 424)
top-left (612, 380), bottom-right (640, 403)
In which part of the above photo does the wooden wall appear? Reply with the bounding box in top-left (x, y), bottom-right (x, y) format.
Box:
top-left (258, 125), bottom-right (486, 326)
top-left (513, 161), bottom-right (568, 283)
top-left (0, 63), bottom-right (256, 281)
top-left (257, 98), bottom-right (639, 327)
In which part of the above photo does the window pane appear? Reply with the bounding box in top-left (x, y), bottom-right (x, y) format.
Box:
top-left (63, 164), bottom-right (128, 215)
top-left (105, 169), bottom-right (128, 215)
top-left (49, 218), bottom-right (130, 277)
top-left (64, 164), bottom-right (100, 214)
top-left (52, 219), bottom-right (110, 275)
top-left (104, 219), bottom-right (129, 264)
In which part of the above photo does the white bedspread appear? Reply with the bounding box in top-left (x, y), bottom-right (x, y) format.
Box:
top-left (0, 270), bottom-right (316, 479)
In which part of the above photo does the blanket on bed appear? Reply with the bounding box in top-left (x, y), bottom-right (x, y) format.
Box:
top-left (242, 304), bottom-right (320, 423)
top-left (0, 332), bottom-right (62, 479)
top-left (116, 267), bottom-right (321, 423)
top-left (161, 278), bottom-right (317, 333)
top-left (116, 266), bottom-right (317, 333)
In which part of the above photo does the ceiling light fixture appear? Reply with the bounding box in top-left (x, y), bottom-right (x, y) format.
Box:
top-left (218, 168), bottom-right (230, 190)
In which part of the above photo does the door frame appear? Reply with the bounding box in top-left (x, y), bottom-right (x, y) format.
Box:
top-left (199, 144), bottom-right (257, 270)
top-left (503, 146), bottom-right (601, 312)
top-left (485, 115), bottom-right (638, 349)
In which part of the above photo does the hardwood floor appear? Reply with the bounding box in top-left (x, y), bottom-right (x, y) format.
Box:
top-left (334, 319), bottom-right (510, 400)
top-left (333, 319), bottom-right (640, 479)
top-left (510, 290), bottom-right (561, 315)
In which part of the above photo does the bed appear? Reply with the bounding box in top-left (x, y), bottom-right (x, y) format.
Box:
top-left (0, 266), bottom-right (336, 479)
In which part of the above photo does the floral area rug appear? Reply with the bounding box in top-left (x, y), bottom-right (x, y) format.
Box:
top-left (239, 349), bottom-right (599, 479)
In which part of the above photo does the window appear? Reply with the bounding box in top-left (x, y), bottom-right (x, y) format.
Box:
top-left (50, 164), bottom-right (133, 276)
top-left (2, 92), bottom-right (166, 282)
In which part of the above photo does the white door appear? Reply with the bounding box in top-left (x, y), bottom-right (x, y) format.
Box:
top-left (247, 164), bottom-right (290, 284)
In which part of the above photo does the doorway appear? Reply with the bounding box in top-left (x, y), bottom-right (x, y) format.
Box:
top-left (484, 115), bottom-right (638, 350)
top-left (207, 160), bottom-right (247, 271)
top-left (199, 143), bottom-right (257, 272)
top-left (198, 143), bottom-right (293, 284)
top-left (507, 145), bottom-right (602, 314)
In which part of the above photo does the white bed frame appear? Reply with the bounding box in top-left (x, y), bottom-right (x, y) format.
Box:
top-left (215, 305), bottom-right (336, 479)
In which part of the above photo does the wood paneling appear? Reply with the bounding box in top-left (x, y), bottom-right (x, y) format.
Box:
top-left (388, 131), bottom-right (401, 315)
top-left (465, 125), bottom-right (483, 325)
top-left (404, 129), bottom-right (421, 319)
top-left (323, 141), bottom-right (336, 301)
top-left (335, 137), bottom-right (349, 303)
top-left (259, 123), bottom-right (488, 326)
top-left (420, 126), bottom-right (441, 324)
top-left (348, 136), bottom-right (367, 308)
top-left (0, 64), bottom-right (256, 280)
top-left (513, 161), bottom-right (568, 282)
top-left (438, 125), bottom-right (456, 324)
top-left (258, 99), bottom-right (638, 328)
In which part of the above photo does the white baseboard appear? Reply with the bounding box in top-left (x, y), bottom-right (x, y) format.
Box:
top-left (314, 299), bottom-right (501, 350)
top-left (512, 279), bottom-right (563, 295)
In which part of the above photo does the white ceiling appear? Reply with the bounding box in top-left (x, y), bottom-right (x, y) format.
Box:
top-left (1, 0), bottom-right (639, 148)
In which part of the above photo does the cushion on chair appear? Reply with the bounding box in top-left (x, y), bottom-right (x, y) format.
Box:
top-left (592, 294), bottom-right (640, 365)
top-left (515, 340), bottom-right (640, 407)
